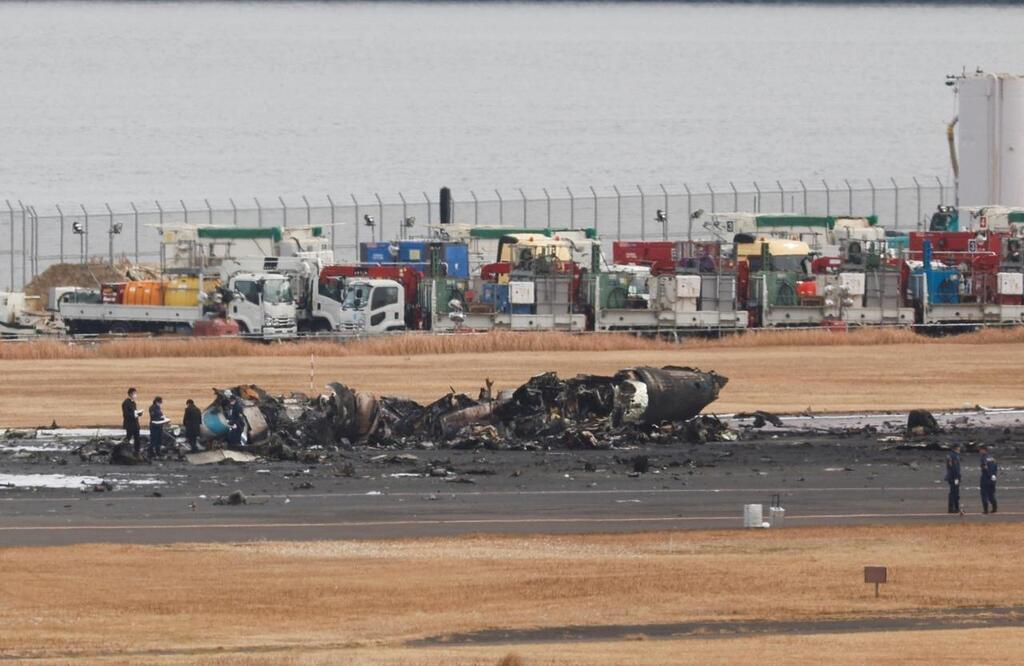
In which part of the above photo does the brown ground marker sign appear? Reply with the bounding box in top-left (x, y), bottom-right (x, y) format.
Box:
top-left (865, 566), bottom-right (888, 598)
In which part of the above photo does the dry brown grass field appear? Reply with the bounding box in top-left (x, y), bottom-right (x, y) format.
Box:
top-left (0, 334), bottom-right (1021, 427)
top-left (2, 525), bottom-right (1023, 664)
top-left (3, 327), bottom-right (1024, 361)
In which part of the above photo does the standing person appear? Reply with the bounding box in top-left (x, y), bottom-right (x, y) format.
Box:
top-left (183, 399), bottom-right (202, 454)
top-left (979, 445), bottom-right (999, 515)
top-left (148, 396), bottom-right (169, 459)
top-left (225, 394), bottom-right (246, 449)
top-left (121, 388), bottom-right (142, 455)
top-left (945, 443), bottom-right (962, 514)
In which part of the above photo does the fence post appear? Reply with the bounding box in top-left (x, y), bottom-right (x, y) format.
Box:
top-left (684, 183), bottom-right (692, 241)
top-left (5, 201), bottom-right (12, 289)
top-left (590, 185), bottom-right (598, 233)
top-left (822, 179), bottom-right (831, 216)
top-left (519, 188), bottom-right (528, 228)
top-left (34, 206), bottom-right (41, 276)
top-left (868, 179), bottom-right (876, 215)
top-left (637, 185), bottom-right (645, 240)
top-left (351, 194), bottom-right (360, 260)
top-left (56, 204), bottom-right (65, 265)
top-left (936, 176), bottom-right (945, 205)
top-left (798, 180), bottom-right (807, 214)
top-left (706, 183), bottom-right (714, 216)
top-left (302, 195), bottom-right (311, 226)
top-left (845, 179), bottom-right (853, 215)
top-left (374, 193), bottom-right (383, 243)
top-left (891, 177), bottom-right (900, 229)
top-left (19, 201), bottom-right (26, 283)
top-left (80, 204), bottom-right (89, 264)
top-left (423, 191), bottom-right (432, 226)
top-left (659, 184), bottom-right (669, 240)
top-left (326, 194), bottom-right (336, 252)
top-left (205, 198), bottom-right (213, 226)
top-left (471, 190), bottom-right (478, 226)
top-left (567, 186), bottom-right (575, 230)
top-left (280, 196), bottom-right (288, 228)
top-left (398, 192), bottom-right (407, 240)
top-left (106, 203), bottom-right (115, 267)
top-left (23, 205), bottom-right (32, 279)
top-left (753, 181), bottom-right (762, 213)
top-left (230, 198), bottom-right (238, 226)
top-left (28, 206), bottom-right (37, 277)
top-left (254, 197), bottom-right (263, 227)
top-left (913, 177), bottom-right (922, 230)
top-left (543, 188), bottom-right (551, 229)
top-left (495, 189), bottom-right (504, 226)
top-left (180, 199), bottom-right (189, 226)
top-left (730, 181), bottom-right (738, 211)
top-left (613, 185), bottom-right (622, 241)
top-left (35, 206), bottom-right (41, 276)
top-left (129, 202), bottom-right (138, 263)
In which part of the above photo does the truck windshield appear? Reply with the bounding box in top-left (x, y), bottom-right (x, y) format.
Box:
top-left (747, 255), bottom-right (807, 273)
top-left (262, 279), bottom-right (293, 305)
top-left (342, 285), bottom-right (369, 310)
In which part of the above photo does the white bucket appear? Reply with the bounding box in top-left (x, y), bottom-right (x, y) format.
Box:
top-left (743, 503), bottom-right (764, 528)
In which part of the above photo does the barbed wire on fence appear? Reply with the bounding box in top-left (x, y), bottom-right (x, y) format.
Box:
top-left (2, 176), bottom-right (950, 291)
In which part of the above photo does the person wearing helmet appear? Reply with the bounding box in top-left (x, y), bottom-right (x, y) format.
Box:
top-left (944, 443), bottom-right (962, 514)
top-left (148, 396), bottom-right (169, 459)
top-left (979, 445), bottom-right (998, 515)
top-left (225, 394), bottom-right (246, 449)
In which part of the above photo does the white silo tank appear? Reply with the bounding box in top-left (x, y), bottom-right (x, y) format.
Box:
top-left (957, 72), bottom-right (1024, 208)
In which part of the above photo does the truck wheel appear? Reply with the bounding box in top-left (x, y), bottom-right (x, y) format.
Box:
top-left (313, 319), bottom-right (333, 333)
top-left (109, 323), bottom-right (129, 336)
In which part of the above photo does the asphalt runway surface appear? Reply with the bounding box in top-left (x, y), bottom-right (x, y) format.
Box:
top-left (1, 410), bottom-right (1021, 546)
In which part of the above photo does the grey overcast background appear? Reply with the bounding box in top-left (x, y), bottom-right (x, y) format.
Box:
top-left (1, 1), bottom-right (1023, 204)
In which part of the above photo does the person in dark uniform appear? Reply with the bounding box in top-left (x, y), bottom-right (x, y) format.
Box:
top-left (183, 399), bottom-right (203, 454)
top-left (945, 443), bottom-right (962, 514)
top-left (121, 387), bottom-right (142, 454)
top-left (225, 394), bottom-right (246, 449)
top-left (979, 445), bottom-right (998, 514)
top-left (148, 396), bottom-right (168, 459)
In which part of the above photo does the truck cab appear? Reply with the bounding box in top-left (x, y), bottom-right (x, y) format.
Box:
top-left (224, 272), bottom-right (297, 338)
top-left (335, 278), bottom-right (406, 334)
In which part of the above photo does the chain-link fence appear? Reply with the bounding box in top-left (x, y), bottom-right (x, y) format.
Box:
top-left (2, 176), bottom-right (950, 291)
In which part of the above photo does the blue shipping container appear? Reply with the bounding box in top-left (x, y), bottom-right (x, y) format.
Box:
top-left (360, 242), bottom-right (392, 264)
top-left (480, 283), bottom-right (510, 313)
top-left (443, 243), bottom-right (470, 279)
top-left (398, 241), bottom-right (428, 262)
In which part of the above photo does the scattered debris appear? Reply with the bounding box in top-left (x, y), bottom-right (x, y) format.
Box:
top-left (213, 490), bottom-right (247, 506)
top-left (736, 411), bottom-right (785, 428)
top-left (907, 410), bottom-right (940, 436)
top-left (186, 450), bottom-right (258, 465)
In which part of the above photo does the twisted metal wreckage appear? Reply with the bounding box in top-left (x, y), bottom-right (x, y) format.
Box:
top-left (192, 366), bottom-right (729, 461)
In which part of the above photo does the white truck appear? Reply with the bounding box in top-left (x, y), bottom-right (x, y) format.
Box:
top-left (704, 213), bottom-right (886, 257)
top-left (330, 278), bottom-right (408, 334)
top-left (54, 271), bottom-right (297, 338)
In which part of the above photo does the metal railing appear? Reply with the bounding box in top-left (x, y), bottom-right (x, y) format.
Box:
top-left (2, 176), bottom-right (949, 291)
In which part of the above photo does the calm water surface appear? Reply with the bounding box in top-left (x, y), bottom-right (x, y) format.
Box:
top-left (0, 1), bottom-right (1022, 203)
